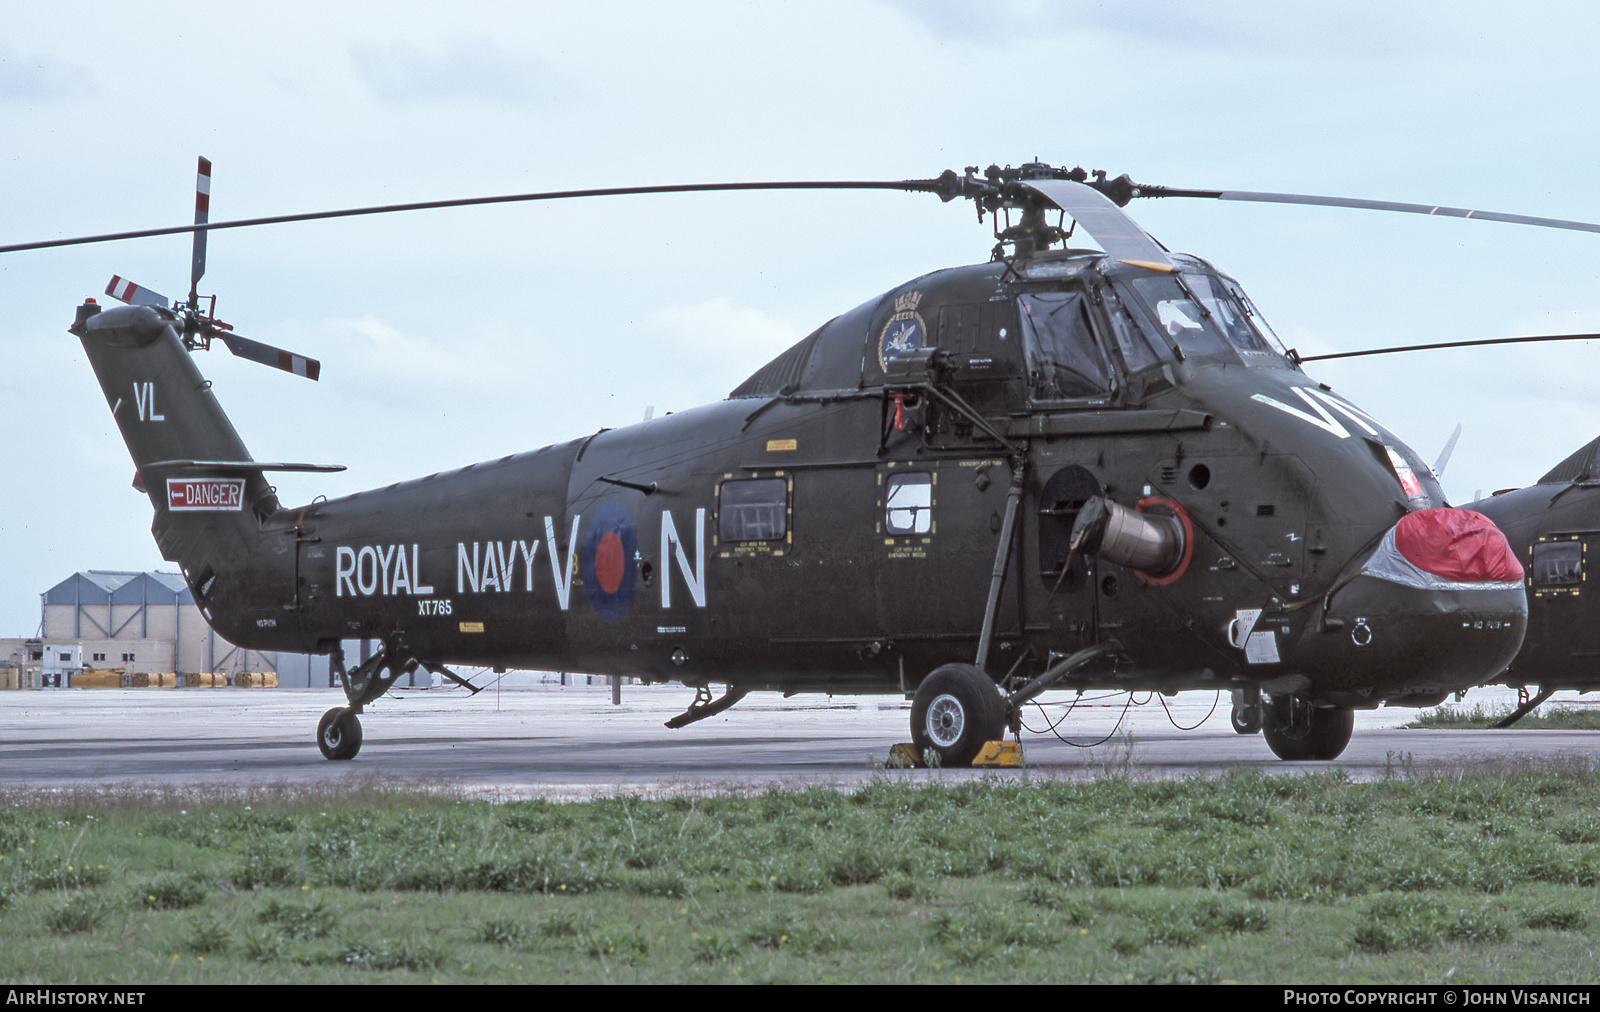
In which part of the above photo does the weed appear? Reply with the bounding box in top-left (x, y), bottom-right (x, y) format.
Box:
top-left (240, 927), bottom-right (285, 963)
top-left (44, 894), bottom-right (112, 934)
top-left (745, 914), bottom-right (799, 949)
top-left (29, 864), bottom-right (109, 892)
top-left (476, 917), bottom-right (530, 948)
top-left (1017, 880), bottom-right (1094, 924)
top-left (628, 867), bottom-right (694, 898)
top-left (180, 913), bottom-right (233, 955)
top-left (230, 846), bottom-right (302, 889)
top-left (576, 926), bottom-right (649, 963)
top-left (689, 928), bottom-right (744, 963)
top-left (1522, 905), bottom-right (1588, 931)
top-left (930, 906), bottom-right (1053, 965)
top-left (536, 909), bottom-right (589, 938)
top-left (1109, 928), bottom-right (1148, 956)
top-left (1382, 751), bottom-right (1415, 780)
top-left (881, 869), bottom-right (938, 901)
top-left (332, 939), bottom-right (447, 971)
top-left (1445, 905), bottom-right (1511, 944)
top-left (137, 873), bottom-right (207, 911)
top-left (1192, 895), bottom-right (1271, 934)
top-left (257, 897), bottom-right (337, 939)
top-left (1350, 894), bottom-right (1505, 952)
top-left (1550, 817), bottom-right (1600, 844)
top-left (827, 840), bottom-right (885, 886)
top-left (1411, 704), bottom-right (1600, 731)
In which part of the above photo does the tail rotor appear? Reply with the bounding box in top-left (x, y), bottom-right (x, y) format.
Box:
top-left (101, 156), bottom-right (321, 382)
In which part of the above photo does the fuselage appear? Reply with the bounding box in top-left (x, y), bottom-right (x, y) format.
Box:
top-left (77, 249), bottom-right (1527, 707)
top-left (1471, 445), bottom-right (1600, 691)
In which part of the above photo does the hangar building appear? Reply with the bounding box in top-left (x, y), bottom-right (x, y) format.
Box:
top-left (1, 570), bottom-right (332, 689)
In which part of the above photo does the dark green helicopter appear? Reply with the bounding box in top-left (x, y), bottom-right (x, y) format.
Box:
top-left (1461, 438), bottom-right (1600, 723)
top-left (1277, 327), bottom-right (1600, 728)
top-left (15, 159), bottom-right (1551, 765)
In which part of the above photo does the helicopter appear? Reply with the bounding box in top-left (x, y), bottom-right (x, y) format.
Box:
top-left (15, 158), bottom-right (1557, 766)
top-left (1455, 437), bottom-right (1600, 723)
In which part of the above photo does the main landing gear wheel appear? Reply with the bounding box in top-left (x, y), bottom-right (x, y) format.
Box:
top-left (1261, 697), bottom-right (1353, 761)
top-left (317, 707), bottom-right (363, 760)
top-left (910, 663), bottom-right (1007, 767)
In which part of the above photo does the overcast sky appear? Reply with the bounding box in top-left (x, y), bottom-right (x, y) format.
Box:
top-left (4, 1), bottom-right (1600, 636)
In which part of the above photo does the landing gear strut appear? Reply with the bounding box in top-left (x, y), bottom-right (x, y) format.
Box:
top-left (315, 639), bottom-right (419, 761)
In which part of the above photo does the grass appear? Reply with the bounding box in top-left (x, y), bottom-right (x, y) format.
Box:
top-left (1, 765), bottom-right (1600, 983)
top-left (1408, 703), bottom-right (1600, 730)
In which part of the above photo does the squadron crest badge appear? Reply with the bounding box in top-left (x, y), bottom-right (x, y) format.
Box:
top-left (877, 289), bottom-right (928, 371)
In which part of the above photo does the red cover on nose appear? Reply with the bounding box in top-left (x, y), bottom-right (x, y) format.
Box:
top-left (1393, 508), bottom-right (1523, 583)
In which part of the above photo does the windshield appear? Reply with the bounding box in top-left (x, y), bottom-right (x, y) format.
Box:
top-left (1128, 276), bottom-right (1228, 358)
top-left (1186, 273), bottom-right (1293, 364)
top-left (1126, 272), bottom-right (1292, 366)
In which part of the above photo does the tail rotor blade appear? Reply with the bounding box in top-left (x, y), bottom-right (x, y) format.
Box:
top-left (217, 330), bottom-right (321, 381)
top-left (190, 156), bottom-right (211, 300)
top-left (105, 275), bottom-right (170, 309)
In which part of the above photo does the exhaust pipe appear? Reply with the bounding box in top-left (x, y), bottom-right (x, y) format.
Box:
top-left (1070, 494), bottom-right (1186, 577)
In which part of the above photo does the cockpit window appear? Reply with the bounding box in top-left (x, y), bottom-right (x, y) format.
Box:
top-left (1017, 291), bottom-right (1114, 401)
top-left (1128, 276), bottom-right (1228, 358)
top-left (1102, 283), bottom-right (1168, 373)
top-left (1186, 274), bottom-right (1292, 364)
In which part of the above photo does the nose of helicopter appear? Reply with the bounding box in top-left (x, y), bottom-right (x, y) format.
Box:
top-left (1301, 508), bottom-right (1527, 705)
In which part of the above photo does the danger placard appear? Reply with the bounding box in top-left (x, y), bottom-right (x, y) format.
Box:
top-left (166, 478), bottom-right (245, 511)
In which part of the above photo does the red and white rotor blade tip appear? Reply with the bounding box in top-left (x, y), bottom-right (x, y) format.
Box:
top-left (105, 275), bottom-right (170, 309)
top-left (218, 330), bottom-right (322, 381)
top-left (191, 156), bottom-right (210, 297)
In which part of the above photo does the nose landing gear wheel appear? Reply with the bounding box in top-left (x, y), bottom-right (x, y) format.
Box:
top-left (910, 663), bottom-right (1006, 767)
top-left (317, 707), bottom-right (363, 760)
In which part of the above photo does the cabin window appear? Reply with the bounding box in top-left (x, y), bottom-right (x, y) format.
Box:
top-left (1017, 292), bottom-right (1114, 400)
top-left (885, 472), bottom-right (934, 534)
top-left (718, 478), bottom-right (788, 542)
top-left (1531, 540), bottom-right (1582, 592)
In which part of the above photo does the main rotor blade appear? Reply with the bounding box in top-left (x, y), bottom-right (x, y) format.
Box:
top-left (0, 179), bottom-right (935, 255)
top-left (216, 330), bottom-right (321, 381)
top-left (1299, 332), bottom-right (1600, 363)
top-left (1139, 186), bottom-right (1600, 235)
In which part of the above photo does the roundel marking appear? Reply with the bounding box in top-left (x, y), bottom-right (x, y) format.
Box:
top-left (582, 502), bottom-right (637, 622)
top-left (596, 531), bottom-right (626, 593)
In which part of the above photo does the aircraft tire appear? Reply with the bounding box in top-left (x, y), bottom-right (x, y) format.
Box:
top-left (317, 707), bottom-right (363, 761)
top-left (1262, 700), bottom-right (1353, 761)
top-left (1230, 704), bottom-right (1263, 735)
top-left (910, 663), bottom-right (1006, 767)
